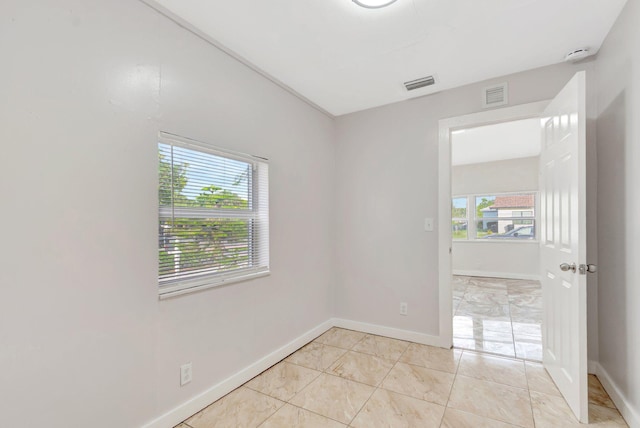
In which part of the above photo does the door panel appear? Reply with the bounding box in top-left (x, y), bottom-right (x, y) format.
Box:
top-left (540, 71), bottom-right (588, 423)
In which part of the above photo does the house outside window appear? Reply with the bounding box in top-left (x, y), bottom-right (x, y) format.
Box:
top-left (453, 193), bottom-right (537, 240)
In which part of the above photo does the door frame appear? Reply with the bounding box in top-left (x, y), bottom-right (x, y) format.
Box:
top-left (437, 100), bottom-right (550, 348)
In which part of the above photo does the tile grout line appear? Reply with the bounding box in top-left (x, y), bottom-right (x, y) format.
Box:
top-left (438, 348), bottom-right (463, 427)
top-left (277, 401), bottom-right (349, 426)
top-left (523, 360), bottom-right (539, 428)
top-left (507, 285), bottom-right (518, 360)
top-left (284, 330), bottom-right (374, 426)
top-left (447, 351), bottom-right (534, 428)
top-left (346, 342), bottom-right (410, 427)
top-left (256, 330), bottom-right (360, 427)
top-left (243, 387), bottom-right (286, 428)
top-left (345, 379), bottom-right (377, 427)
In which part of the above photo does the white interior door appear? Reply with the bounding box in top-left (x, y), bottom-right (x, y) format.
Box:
top-left (539, 71), bottom-right (588, 423)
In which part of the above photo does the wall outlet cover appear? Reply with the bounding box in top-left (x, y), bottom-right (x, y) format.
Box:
top-left (180, 362), bottom-right (192, 386)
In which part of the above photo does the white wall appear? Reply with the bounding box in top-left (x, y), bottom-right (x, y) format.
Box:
top-left (452, 157), bottom-right (540, 279)
top-left (452, 157), bottom-right (539, 195)
top-left (0, 1), bottom-right (335, 427)
top-left (335, 60), bottom-right (598, 350)
top-left (452, 242), bottom-right (539, 279)
top-left (595, 0), bottom-right (640, 424)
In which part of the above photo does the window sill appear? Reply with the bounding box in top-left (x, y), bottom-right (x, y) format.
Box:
top-left (158, 268), bottom-right (270, 300)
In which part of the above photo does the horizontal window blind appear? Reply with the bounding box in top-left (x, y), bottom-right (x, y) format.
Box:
top-left (158, 133), bottom-right (269, 296)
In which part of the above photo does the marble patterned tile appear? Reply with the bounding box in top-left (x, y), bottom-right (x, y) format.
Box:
top-left (448, 375), bottom-right (534, 428)
top-left (530, 391), bottom-right (595, 428)
top-left (465, 284), bottom-right (509, 296)
top-left (457, 351), bottom-right (527, 389)
top-left (507, 281), bottom-right (542, 296)
top-left (451, 283), bottom-right (469, 296)
top-left (453, 316), bottom-right (514, 342)
top-left (289, 373), bottom-right (374, 424)
top-left (589, 374), bottom-right (617, 409)
top-left (524, 362), bottom-right (561, 397)
top-left (453, 280), bottom-right (469, 293)
top-left (314, 328), bottom-right (366, 350)
top-left (381, 362), bottom-right (454, 405)
top-left (531, 401), bottom-right (629, 428)
top-left (589, 404), bottom-right (629, 427)
top-left (456, 327), bottom-right (514, 342)
top-left (351, 334), bottom-right (410, 361)
top-left (186, 387), bottom-right (283, 428)
top-left (285, 342), bottom-right (347, 371)
top-left (453, 289), bottom-right (466, 300)
top-left (399, 343), bottom-right (462, 373)
top-left (508, 294), bottom-right (543, 308)
top-left (441, 408), bottom-right (520, 428)
top-left (468, 277), bottom-right (509, 290)
top-left (327, 350), bottom-right (395, 386)
top-left (510, 306), bottom-right (543, 324)
top-left (174, 424), bottom-right (192, 428)
top-left (453, 296), bottom-right (463, 313)
top-left (245, 361), bottom-right (321, 401)
top-left (350, 388), bottom-right (445, 428)
top-left (456, 300), bottom-right (510, 320)
top-left (454, 315), bottom-right (513, 332)
top-left (453, 289), bottom-right (467, 300)
top-left (260, 404), bottom-right (346, 428)
top-left (453, 337), bottom-right (516, 358)
top-left (464, 290), bottom-right (510, 305)
top-left (453, 275), bottom-right (473, 287)
top-left (512, 322), bottom-right (542, 343)
top-left (515, 341), bottom-right (543, 361)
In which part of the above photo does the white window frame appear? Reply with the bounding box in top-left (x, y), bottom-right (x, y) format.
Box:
top-left (158, 132), bottom-right (269, 298)
top-left (452, 191), bottom-right (538, 242)
top-left (451, 196), bottom-right (469, 240)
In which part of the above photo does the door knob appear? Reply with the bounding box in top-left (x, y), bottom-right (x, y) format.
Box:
top-left (560, 263), bottom-right (576, 273)
top-left (579, 264), bottom-right (597, 275)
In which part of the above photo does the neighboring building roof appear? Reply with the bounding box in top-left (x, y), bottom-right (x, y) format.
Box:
top-left (492, 194), bottom-right (535, 209)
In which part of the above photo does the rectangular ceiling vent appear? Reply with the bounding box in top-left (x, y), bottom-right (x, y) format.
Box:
top-left (482, 82), bottom-right (508, 108)
top-left (404, 76), bottom-right (436, 91)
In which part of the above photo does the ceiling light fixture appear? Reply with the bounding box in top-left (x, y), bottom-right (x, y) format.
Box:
top-left (353, 0), bottom-right (398, 9)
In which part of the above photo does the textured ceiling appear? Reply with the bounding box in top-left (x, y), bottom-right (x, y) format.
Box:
top-left (147, 0), bottom-right (627, 116)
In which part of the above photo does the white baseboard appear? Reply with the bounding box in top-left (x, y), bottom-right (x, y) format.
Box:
top-left (588, 359), bottom-right (598, 374)
top-left (332, 318), bottom-right (448, 348)
top-left (453, 270), bottom-right (540, 281)
top-left (141, 319), bottom-right (333, 428)
top-left (142, 318), bottom-right (448, 428)
top-left (593, 362), bottom-right (640, 428)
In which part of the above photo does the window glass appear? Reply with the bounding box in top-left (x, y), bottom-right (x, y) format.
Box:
top-left (476, 193), bottom-right (535, 239)
top-left (158, 134), bottom-right (269, 296)
top-left (452, 193), bottom-right (537, 240)
top-left (452, 197), bottom-right (468, 240)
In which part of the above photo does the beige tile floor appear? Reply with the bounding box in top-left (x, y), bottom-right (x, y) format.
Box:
top-left (177, 327), bottom-right (628, 428)
top-left (453, 275), bottom-right (543, 361)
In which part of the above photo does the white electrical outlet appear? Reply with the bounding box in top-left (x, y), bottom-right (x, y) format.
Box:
top-left (180, 362), bottom-right (192, 386)
top-left (400, 302), bottom-right (408, 316)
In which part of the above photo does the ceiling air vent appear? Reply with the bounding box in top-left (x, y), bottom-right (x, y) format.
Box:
top-left (482, 82), bottom-right (508, 108)
top-left (404, 76), bottom-right (436, 91)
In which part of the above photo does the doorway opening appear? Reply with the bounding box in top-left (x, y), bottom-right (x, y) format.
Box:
top-left (449, 119), bottom-right (542, 360)
top-left (438, 73), bottom-right (592, 423)
top-left (436, 100), bottom-right (548, 354)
